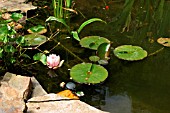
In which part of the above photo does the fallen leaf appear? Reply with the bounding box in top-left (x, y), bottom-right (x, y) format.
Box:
top-left (57, 90), bottom-right (79, 99)
top-left (157, 37), bottom-right (170, 47)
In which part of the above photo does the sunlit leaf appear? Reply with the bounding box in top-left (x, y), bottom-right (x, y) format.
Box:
top-left (113, 45), bottom-right (147, 61)
top-left (70, 63), bottom-right (108, 84)
top-left (77, 18), bottom-right (106, 33)
top-left (80, 36), bottom-right (110, 50)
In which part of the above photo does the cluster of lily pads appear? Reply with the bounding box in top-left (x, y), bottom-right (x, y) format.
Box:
top-left (0, 11), bottom-right (151, 85)
top-left (3, 10), bottom-right (169, 85)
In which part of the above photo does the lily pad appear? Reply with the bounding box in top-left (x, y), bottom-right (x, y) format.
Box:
top-left (70, 63), bottom-right (108, 84)
top-left (24, 33), bottom-right (47, 46)
top-left (27, 25), bottom-right (47, 34)
top-left (89, 56), bottom-right (100, 62)
top-left (113, 45), bottom-right (147, 61)
top-left (80, 36), bottom-right (110, 50)
top-left (157, 37), bottom-right (170, 47)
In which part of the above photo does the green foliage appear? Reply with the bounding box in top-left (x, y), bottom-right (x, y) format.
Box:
top-left (71, 18), bottom-right (106, 41)
top-left (71, 31), bottom-right (80, 41)
top-left (33, 53), bottom-right (47, 65)
top-left (0, 12), bottom-right (49, 70)
top-left (77, 18), bottom-right (106, 33)
top-left (10, 13), bottom-right (23, 21)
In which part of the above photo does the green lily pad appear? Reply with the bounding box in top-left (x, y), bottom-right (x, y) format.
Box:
top-left (113, 45), bottom-right (147, 61)
top-left (89, 56), bottom-right (100, 62)
top-left (27, 25), bottom-right (47, 34)
top-left (80, 36), bottom-right (110, 50)
top-left (157, 37), bottom-right (170, 47)
top-left (24, 33), bottom-right (47, 46)
top-left (70, 63), bottom-right (108, 84)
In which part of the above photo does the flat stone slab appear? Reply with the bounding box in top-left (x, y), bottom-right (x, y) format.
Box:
top-left (27, 93), bottom-right (108, 113)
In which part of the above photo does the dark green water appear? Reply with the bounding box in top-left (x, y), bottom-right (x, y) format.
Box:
top-left (26, 0), bottom-right (170, 113)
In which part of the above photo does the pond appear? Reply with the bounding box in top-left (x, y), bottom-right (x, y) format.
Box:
top-left (1, 0), bottom-right (170, 113)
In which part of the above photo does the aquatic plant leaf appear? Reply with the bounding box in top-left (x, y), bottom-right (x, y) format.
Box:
top-left (16, 36), bottom-right (25, 44)
top-left (33, 53), bottom-right (47, 65)
top-left (70, 63), bottom-right (108, 84)
top-left (24, 33), bottom-right (47, 46)
top-left (77, 18), bottom-right (106, 33)
top-left (4, 45), bottom-right (16, 53)
top-left (71, 31), bottom-right (80, 41)
top-left (80, 36), bottom-right (110, 50)
top-left (97, 43), bottom-right (111, 60)
top-left (10, 13), bottom-right (23, 21)
top-left (27, 25), bottom-right (47, 34)
top-left (157, 37), bottom-right (170, 47)
top-left (89, 56), bottom-right (100, 62)
top-left (114, 45), bottom-right (147, 61)
top-left (46, 16), bottom-right (70, 30)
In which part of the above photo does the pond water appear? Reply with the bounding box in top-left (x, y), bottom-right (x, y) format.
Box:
top-left (71, 1), bottom-right (170, 113)
top-left (3, 0), bottom-right (170, 113)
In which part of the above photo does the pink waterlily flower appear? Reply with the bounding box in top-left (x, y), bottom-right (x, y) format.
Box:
top-left (47, 54), bottom-right (63, 69)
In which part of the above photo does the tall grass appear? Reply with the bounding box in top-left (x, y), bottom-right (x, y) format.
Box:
top-left (52, 0), bottom-right (72, 19)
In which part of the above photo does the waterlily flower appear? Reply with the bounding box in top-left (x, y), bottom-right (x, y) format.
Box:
top-left (47, 54), bottom-right (64, 69)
